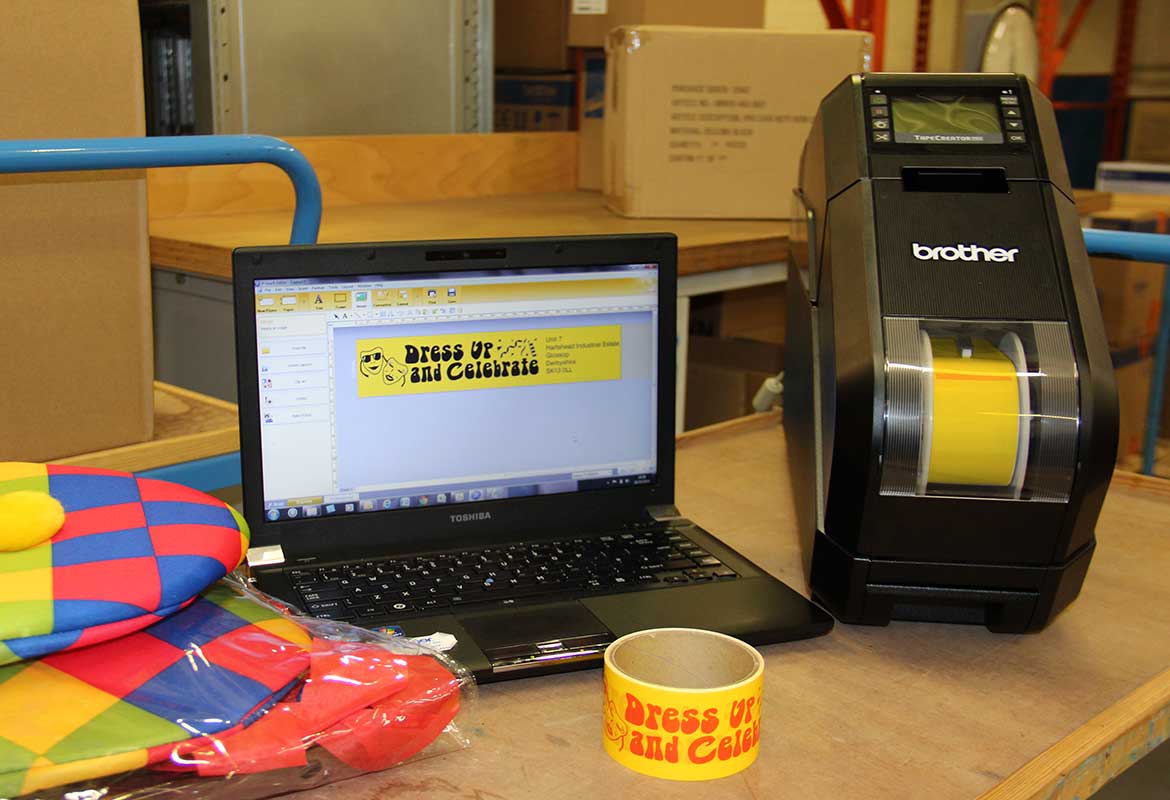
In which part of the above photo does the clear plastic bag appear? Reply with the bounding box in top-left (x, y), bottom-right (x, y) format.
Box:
top-left (3, 575), bottom-right (475, 800)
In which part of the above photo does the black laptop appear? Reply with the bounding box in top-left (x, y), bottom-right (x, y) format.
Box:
top-left (233, 234), bottom-right (831, 682)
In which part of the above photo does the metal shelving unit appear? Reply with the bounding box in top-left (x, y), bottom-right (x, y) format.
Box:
top-left (139, 0), bottom-right (493, 136)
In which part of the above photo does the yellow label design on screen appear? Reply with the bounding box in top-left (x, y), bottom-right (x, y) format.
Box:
top-left (356, 325), bottom-right (622, 397)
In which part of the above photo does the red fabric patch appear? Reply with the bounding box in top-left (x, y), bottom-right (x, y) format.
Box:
top-left (136, 478), bottom-right (227, 506)
top-left (148, 524), bottom-right (241, 571)
top-left (45, 630), bottom-right (185, 698)
top-left (54, 557), bottom-right (162, 609)
top-left (197, 624), bottom-right (311, 692)
top-left (69, 610), bottom-right (167, 650)
top-left (53, 502), bottom-right (147, 542)
top-left (46, 465), bottom-right (132, 477)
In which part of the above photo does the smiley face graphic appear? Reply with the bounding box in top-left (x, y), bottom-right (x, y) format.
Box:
top-left (359, 347), bottom-right (385, 378)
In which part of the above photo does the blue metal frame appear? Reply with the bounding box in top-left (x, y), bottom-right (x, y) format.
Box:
top-left (0, 135), bottom-right (322, 244)
top-left (1083, 228), bottom-right (1170, 475)
top-left (0, 134), bottom-right (321, 490)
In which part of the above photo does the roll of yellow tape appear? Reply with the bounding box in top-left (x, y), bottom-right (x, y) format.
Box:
top-left (927, 336), bottom-right (1021, 486)
top-left (602, 628), bottom-right (764, 781)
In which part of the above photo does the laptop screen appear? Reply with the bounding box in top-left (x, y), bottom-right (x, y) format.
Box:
top-left (252, 262), bottom-right (659, 522)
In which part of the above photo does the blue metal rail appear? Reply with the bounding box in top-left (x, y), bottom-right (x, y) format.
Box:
top-left (0, 135), bottom-right (321, 490)
top-left (0, 135), bottom-right (321, 244)
top-left (1083, 228), bottom-right (1170, 475)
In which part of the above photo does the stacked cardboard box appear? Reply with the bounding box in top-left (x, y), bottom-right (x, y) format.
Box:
top-left (1, 2), bottom-right (153, 461)
top-left (685, 336), bottom-right (783, 430)
top-left (1085, 201), bottom-right (1170, 463)
top-left (603, 26), bottom-right (871, 218)
top-left (494, 72), bottom-right (575, 132)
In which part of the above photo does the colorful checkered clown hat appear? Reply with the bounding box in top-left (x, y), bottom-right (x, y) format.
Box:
top-left (0, 462), bottom-right (249, 664)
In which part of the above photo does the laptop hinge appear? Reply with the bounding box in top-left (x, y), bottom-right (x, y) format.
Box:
top-left (646, 504), bottom-right (681, 522)
top-left (246, 544), bottom-right (287, 568)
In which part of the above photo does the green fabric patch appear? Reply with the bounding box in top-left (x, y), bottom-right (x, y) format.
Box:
top-left (0, 601), bottom-right (53, 642)
top-left (0, 476), bottom-right (49, 496)
top-left (44, 701), bottom-right (187, 765)
top-left (0, 543), bottom-right (52, 574)
top-left (0, 734), bottom-right (39, 797)
top-left (0, 658), bottom-right (29, 689)
top-left (202, 585), bottom-right (282, 626)
top-left (228, 505), bottom-right (251, 547)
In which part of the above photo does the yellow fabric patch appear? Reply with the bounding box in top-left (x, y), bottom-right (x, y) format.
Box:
top-left (0, 492), bottom-right (65, 551)
top-left (0, 463), bottom-right (47, 482)
top-left (20, 748), bottom-right (148, 795)
top-left (0, 663), bottom-right (122, 754)
top-left (0, 568), bottom-right (52, 603)
top-left (255, 617), bottom-right (313, 647)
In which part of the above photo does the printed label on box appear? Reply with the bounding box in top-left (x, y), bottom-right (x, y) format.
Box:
top-left (666, 81), bottom-right (814, 166)
top-left (572, 0), bottom-right (607, 14)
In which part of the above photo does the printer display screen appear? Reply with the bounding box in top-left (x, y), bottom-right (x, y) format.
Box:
top-left (891, 95), bottom-right (1003, 145)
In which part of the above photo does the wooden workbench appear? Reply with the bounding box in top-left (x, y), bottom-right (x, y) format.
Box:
top-left (149, 190), bottom-right (788, 281)
top-left (271, 413), bottom-right (1170, 800)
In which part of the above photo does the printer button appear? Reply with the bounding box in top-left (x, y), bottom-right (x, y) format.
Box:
top-left (870, 105), bottom-right (889, 117)
top-left (1005, 119), bottom-right (1024, 130)
top-left (871, 119), bottom-right (890, 130)
top-left (1003, 107), bottom-right (1021, 118)
top-left (1008, 133), bottom-right (1026, 144)
top-left (869, 93), bottom-right (888, 105)
top-left (999, 94), bottom-right (1019, 105)
top-left (872, 131), bottom-right (891, 143)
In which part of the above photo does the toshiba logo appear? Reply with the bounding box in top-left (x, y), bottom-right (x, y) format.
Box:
top-left (913, 242), bottom-right (1019, 263)
top-left (450, 512), bottom-right (492, 523)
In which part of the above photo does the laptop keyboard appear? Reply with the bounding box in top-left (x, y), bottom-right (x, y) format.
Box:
top-left (286, 524), bottom-right (738, 624)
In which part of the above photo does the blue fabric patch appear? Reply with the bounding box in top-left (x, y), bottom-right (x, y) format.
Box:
top-left (48, 474), bottom-right (140, 512)
top-left (147, 596), bottom-right (247, 651)
top-left (51, 527), bottom-right (154, 567)
top-left (143, 501), bottom-right (236, 528)
top-left (123, 657), bottom-right (276, 734)
top-left (156, 556), bottom-right (229, 608)
top-left (4, 628), bottom-right (81, 661)
top-left (52, 599), bottom-right (147, 632)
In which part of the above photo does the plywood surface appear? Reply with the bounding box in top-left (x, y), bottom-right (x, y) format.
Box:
top-left (147, 133), bottom-right (579, 220)
top-left (150, 190), bottom-right (788, 280)
top-left (275, 413), bottom-right (1170, 800)
top-left (57, 383), bottom-right (237, 473)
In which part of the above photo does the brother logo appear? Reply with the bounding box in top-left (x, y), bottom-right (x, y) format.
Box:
top-left (450, 512), bottom-right (492, 523)
top-left (913, 242), bottom-right (1019, 263)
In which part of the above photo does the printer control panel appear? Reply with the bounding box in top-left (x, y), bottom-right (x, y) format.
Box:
top-left (865, 85), bottom-right (1030, 152)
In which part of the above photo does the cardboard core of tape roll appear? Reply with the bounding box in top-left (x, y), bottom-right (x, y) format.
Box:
top-left (603, 628), bottom-right (764, 781)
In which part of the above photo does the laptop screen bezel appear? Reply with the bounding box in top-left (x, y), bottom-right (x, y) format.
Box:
top-left (233, 234), bottom-right (678, 561)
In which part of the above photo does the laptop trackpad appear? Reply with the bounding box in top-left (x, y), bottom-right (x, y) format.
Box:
top-left (460, 601), bottom-right (614, 674)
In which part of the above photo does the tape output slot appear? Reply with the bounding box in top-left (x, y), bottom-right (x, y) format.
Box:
top-left (901, 166), bottom-right (1008, 193)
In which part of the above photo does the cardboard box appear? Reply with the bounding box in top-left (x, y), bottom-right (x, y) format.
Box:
top-left (568, 0), bottom-right (767, 48)
top-left (1113, 345), bottom-right (1155, 463)
top-left (1095, 161), bottom-right (1170, 195)
top-left (685, 335), bottom-right (783, 430)
top-left (1127, 101), bottom-right (1170, 164)
top-left (604, 27), bottom-right (871, 219)
top-left (1, 1), bottom-right (153, 461)
top-left (496, 0), bottom-right (572, 71)
top-left (1091, 258), bottom-right (1166, 348)
top-left (1085, 207), bottom-right (1168, 349)
top-left (577, 50), bottom-right (606, 190)
top-left (494, 72), bottom-right (575, 131)
top-left (1088, 207), bottom-right (1168, 234)
top-left (688, 284), bottom-right (787, 344)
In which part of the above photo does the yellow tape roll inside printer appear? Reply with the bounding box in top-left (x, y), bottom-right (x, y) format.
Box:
top-left (786, 74), bottom-right (1118, 633)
